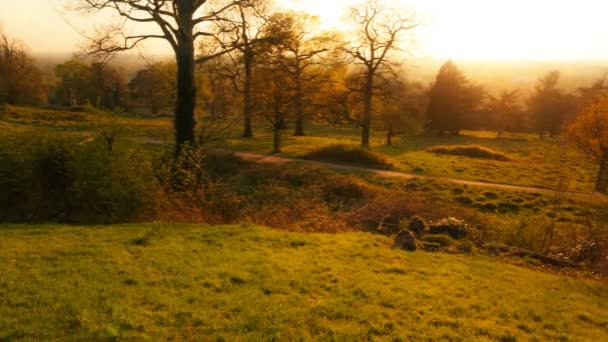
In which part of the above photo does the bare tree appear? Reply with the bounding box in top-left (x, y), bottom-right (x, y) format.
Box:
top-left (342, 0), bottom-right (417, 148)
top-left (267, 12), bottom-right (336, 136)
top-left (76, 0), bottom-right (258, 154)
top-left (207, 0), bottom-right (272, 138)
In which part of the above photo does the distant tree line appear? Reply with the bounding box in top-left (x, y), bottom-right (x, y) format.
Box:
top-left (1, 26), bottom-right (603, 142)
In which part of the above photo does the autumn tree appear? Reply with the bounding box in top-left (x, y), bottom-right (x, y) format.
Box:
top-left (89, 62), bottom-right (127, 109)
top-left (266, 12), bottom-right (336, 136)
top-left (128, 61), bottom-right (176, 114)
top-left (528, 70), bottom-right (576, 138)
top-left (343, 0), bottom-right (417, 148)
top-left (209, 0), bottom-right (274, 138)
top-left (426, 61), bottom-right (482, 135)
top-left (0, 33), bottom-right (46, 105)
top-left (577, 77), bottom-right (608, 109)
top-left (53, 60), bottom-right (126, 109)
top-left (377, 78), bottom-right (426, 145)
top-left (197, 55), bottom-right (237, 120)
top-left (485, 89), bottom-right (522, 138)
top-left (253, 63), bottom-right (293, 153)
top-left (564, 96), bottom-right (608, 192)
top-left (77, 0), bottom-right (264, 153)
top-left (53, 60), bottom-right (92, 106)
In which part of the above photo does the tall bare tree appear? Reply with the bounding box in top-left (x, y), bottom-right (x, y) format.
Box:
top-left (342, 0), bottom-right (417, 148)
top-left (268, 12), bottom-right (335, 136)
top-left (207, 0), bottom-right (272, 138)
top-left (77, 0), bottom-right (258, 153)
top-left (0, 33), bottom-right (46, 106)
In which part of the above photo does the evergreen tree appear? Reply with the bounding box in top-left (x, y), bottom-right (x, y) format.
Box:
top-left (425, 61), bottom-right (472, 135)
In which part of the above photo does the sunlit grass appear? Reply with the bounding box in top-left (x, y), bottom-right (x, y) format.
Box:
top-left (0, 224), bottom-right (606, 340)
top-left (0, 105), bottom-right (597, 192)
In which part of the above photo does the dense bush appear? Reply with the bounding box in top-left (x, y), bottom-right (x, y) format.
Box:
top-left (427, 145), bottom-right (510, 161)
top-left (303, 144), bottom-right (392, 169)
top-left (0, 133), bottom-right (155, 223)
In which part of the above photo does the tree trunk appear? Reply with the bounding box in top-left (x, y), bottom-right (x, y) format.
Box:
top-left (496, 127), bottom-right (503, 139)
top-left (361, 72), bottom-right (373, 148)
top-left (294, 76), bottom-right (305, 136)
top-left (386, 123), bottom-right (393, 146)
top-left (243, 52), bottom-right (253, 138)
top-left (272, 122), bottom-right (281, 154)
top-left (174, 40), bottom-right (197, 154)
top-left (595, 150), bottom-right (608, 192)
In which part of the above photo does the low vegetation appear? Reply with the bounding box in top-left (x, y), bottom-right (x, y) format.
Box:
top-left (302, 144), bottom-right (393, 169)
top-left (427, 144), bottom-right (511, 161)
top-left (1, 224), bottom-right (606, 341)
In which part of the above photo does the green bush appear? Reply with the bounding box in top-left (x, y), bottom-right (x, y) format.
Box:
top-left (0, 132), bottom-right (155, 223)
top-left (427, 145), bottom-right (510, 161)
top-left (303, 144), bottom-right (392, 169)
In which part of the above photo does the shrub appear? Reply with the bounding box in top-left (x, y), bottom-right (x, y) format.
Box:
top-left (202, 149), bottom-right (248, 179)
top-left (0, 132), bottom-right (156, 223)
top-left (427, 145), bottom-right (510, 161)
top-left (428, 217), bottom-right (472, 240)
top-left (303, 144), bottom-right (392, 169)
top-left (453, 196), bottom-right (473, 205)
top-left (408, 216), bottom-right (427, 235)
top-left (322, 177), bottom-right (366, 210)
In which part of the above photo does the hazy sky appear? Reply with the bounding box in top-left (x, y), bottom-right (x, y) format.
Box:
top-left (1, 0), bottom-right (607, 61)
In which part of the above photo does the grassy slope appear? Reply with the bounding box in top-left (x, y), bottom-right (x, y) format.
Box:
top-left (1, 224), bottom-right (606, 341)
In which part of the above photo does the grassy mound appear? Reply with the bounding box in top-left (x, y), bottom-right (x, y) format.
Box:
top-left (428, 145), bottom-right (511, 161)
top-left (1, 224), bottom-right (606, 340)
top-left (303, 144), bottom-right (392, 169)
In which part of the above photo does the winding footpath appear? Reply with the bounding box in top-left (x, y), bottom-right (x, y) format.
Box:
top-left (232, 151), bottom-right (607, 200)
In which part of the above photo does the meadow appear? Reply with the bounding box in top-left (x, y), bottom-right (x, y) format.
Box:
top-left (2, 105), bottom-right (596, 192)
top-left (1, 224), bottom-right (607, 341)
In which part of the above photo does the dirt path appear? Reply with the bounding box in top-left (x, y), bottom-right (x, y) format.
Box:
top-left (233, 151), bottom-right (606, 200)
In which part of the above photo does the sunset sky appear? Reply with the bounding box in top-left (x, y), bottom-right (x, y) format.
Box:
top-left (1, 0), bottom-right (607, 61)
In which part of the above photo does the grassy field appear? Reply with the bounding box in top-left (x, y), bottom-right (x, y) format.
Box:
top-left (0, 105), bottom-right (598, 192)
top-left (216, 126), bottom-right (597, 193)
top-left (1, 224), bottom-right (607, 341)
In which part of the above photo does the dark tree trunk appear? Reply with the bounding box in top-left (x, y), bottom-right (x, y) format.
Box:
top-left (386, 123), bottom-right (393, 146)
top-left (294, 117), bottom-right (305, 136)
top-left (496, 126), bottom-right (504, 139)
top-left (243, 52), bottom-right (254, 138)
top-left (272, 121), bottom-right (282, 154)
top-left (595, 150), bottom-right (608, 192)
top-left (294, 76), bottom-right (305, 136)
top-left (174, 40), bottom-right (196, 154)
top-left (361, 71), bottom-right (373, 148)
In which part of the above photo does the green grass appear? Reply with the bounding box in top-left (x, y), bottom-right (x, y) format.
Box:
top-left (1, 105), bottom-right (598, 192)
top-left (1, 224), bottom-right (607, 340)
top-left (217, 127), bottom-right (596, 192)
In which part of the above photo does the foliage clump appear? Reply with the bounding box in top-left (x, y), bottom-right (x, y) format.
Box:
top-left (303, 144), bottom-right (392, 169)
top-left (0, 132), bottom-right (155, 223)
top-left (428, 217), bottom-right (473, 240)
top-left (427, 145), bottom-right (510, 161)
